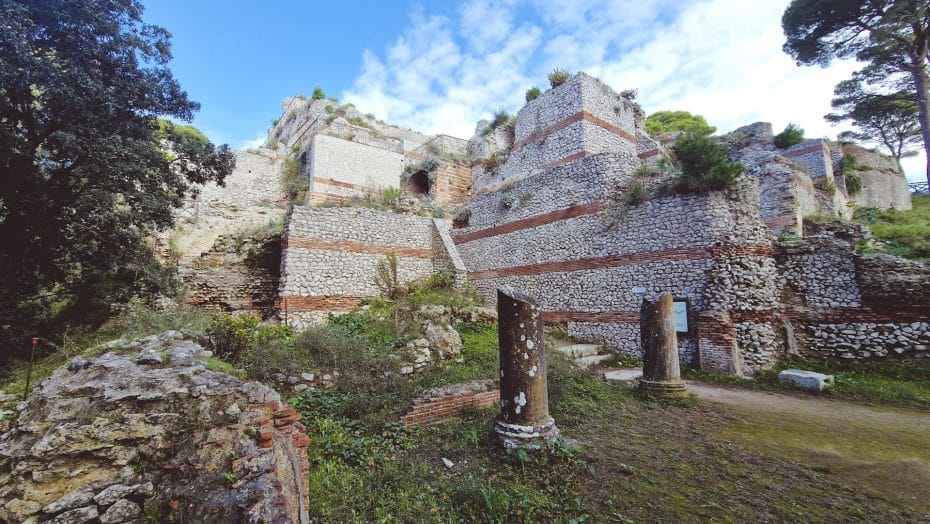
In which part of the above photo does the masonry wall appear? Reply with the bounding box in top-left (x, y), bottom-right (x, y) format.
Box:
top-left (776, 222), bottom-right (930, 360)
top-left (842, 144), bottom-right (912, 211)
top-left (306, 135), bottom-right (402, 204)
top-left (278, 207), bottom-right (462, 326)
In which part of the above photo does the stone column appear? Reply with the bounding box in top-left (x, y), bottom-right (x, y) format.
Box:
top-left (639, 293), bottom-right (688, 397)
top-left (492, 286), bottom-right (560, 448)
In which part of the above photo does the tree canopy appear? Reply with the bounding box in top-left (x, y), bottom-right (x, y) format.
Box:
top-left (0, 0), bottom-right (234, 352)
top-left (827, 79), bottom-right (922, 163)
top-left (782, 0), bottom-right (930, 184)
top-left (645, 111), bottom-right (716, 136)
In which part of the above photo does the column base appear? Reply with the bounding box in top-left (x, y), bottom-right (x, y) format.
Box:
top-left (492, 416), bottom-right (560, 449)
top-left (639, 379), bottom-right (689, 398)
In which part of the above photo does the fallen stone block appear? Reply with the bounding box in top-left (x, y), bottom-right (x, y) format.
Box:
top-left (778, 369), bottom-right (834, 391)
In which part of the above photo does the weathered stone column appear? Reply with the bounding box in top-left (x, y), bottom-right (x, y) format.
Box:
top-left (492, 286), bottom-right (560, 448)
top-left (639, 293), bottom-right (689, 397)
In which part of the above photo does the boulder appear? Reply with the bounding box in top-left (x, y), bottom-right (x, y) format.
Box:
top-left (0, 332), bottom-right (310, 524)
top-left (778, 369), bottom-right (834, 391)
top-left (423, 322), bottom-right (463, 359)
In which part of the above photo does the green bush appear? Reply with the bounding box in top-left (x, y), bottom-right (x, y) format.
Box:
top-left (672, 133), bottom-right (744, 193)
top-left (622, 179), bottom-right (649, 205)
top-left (774, 123), bottom-right (805, 149)
top-left (548, 68), bottom-right (571, 88)
top-left (525, 86), bottom-right (542, 102)
top-left (644, 111), bottom-right (716, 136)
top-left (205, 313), bottom-right (294, 362)
top-left (281, 155), bottom-right (307, 205)
top-left (312, 86), bottom-right (325, 100)
top-left (845, 173), bottom-right (863, 195)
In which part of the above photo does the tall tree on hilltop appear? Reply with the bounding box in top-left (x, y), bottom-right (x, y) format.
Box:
top-left (826, 78), bottom-right (922, 169)
top-left (0, 0), bottom-right (234, 352)
top-left (782, 0), bottom-right (930, 185)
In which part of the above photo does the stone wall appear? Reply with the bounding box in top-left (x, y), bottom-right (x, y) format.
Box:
top-left (278, 207), bottom-right (464, 326)
top-left (306, 134), bottom-right (403, 204)
top-left (0, 332), bottom-right (310, 523)
top-left (842, 144), bottom-right (912, 211)
top-left (777, 222), bottom-right (930, 360)
top-left (179, 229), bottom-right (281, 318)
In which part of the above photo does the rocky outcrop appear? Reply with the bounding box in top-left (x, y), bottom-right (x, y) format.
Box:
top-left (0, 331), bottom-right (309, 523)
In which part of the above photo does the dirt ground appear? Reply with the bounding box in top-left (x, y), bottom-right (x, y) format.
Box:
top-left (691, 382), bottom-right (930, 514)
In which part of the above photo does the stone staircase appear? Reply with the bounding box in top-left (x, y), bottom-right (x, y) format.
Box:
top-left (553, 341), bottom-right (615, 369)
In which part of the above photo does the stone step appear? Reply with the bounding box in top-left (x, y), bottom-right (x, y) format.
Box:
top-left (603, 368), bottom-right (643, 384)
top-left (574, 354), bottom-right (615, 369)
top-left (555, 344), bottom-right (601, 358)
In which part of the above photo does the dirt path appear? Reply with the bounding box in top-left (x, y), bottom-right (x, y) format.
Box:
top-left (689, 382), bottom-right (930, 432)
top-left (688, 381), bottom-right (930, 512)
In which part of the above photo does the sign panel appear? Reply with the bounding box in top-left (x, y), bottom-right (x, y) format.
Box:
top-left (673, 300), bottom-right (689, 332)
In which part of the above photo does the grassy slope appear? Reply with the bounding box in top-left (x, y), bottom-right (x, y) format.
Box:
top-left (290, 324), bottom-right (930, 523)
top-left (855, 194), bottom-right (930, 259)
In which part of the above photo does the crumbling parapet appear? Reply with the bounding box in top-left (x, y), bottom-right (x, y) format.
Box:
top-left (492, 286), bottom-right (560, 448)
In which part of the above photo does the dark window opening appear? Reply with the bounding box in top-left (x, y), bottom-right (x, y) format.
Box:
top-left (409, 170), bottom-right (431, 195)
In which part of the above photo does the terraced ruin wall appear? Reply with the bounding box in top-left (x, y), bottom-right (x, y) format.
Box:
top-left (306, 134), bottom-right (402, 205)
top-left (278, 207), bottom-right (465, 326)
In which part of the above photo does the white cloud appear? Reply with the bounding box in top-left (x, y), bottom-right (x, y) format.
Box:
top-left (237, 130), bottom-right (268, 150)
top-left (342, 0), bottom-right (926, 181)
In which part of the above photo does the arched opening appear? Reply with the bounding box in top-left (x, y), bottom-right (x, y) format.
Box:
top-left (408, 170), bottom-right (431, 196)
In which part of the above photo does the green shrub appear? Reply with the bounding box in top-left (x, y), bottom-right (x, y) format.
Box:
top-left (206, 313), bottom-right (294, 362)
top-left (482, 110), bottom-right (515, 136)
top-left (548, 68), bottom-right (571, 88)
top-left (672, 133), bottom-right (744, 193)
top-left (346, 116), bottom-right (372, 129)
top-left (622, 179), bottom-right (649, 205)
top-left (280, 155), bottom-right (307, 205)
top-left (312, 86), bottom-right (325, 100)
top-left (774, 123), bottom-right (805, 149)
top-left (525, 86), bottom-right (542, 102)
top-left (644, 111), bottom-right (716, 136)
top-left (845, 173), bottom-right (863, 195)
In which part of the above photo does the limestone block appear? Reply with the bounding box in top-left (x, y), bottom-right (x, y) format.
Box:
top-left (778, 369), bottom-right (834, 391)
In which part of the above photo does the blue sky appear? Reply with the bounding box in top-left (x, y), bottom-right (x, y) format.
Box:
top-left (141, 0), bottom-right (925, 182)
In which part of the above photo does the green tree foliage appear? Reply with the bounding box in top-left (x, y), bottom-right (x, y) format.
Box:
top-left (826, 79), bottom-right (922, 165)
top-left (782, 0), bottom-right (930, 185)
top-left (0, 0), bottom-right (234, 354)
top-left (644, 111), bottom-right (716, 136)
top-left (672, 133), bottom-right (744, 193)
top-left (312, 86), bottom-right (326, 100)
top-left (774, 123), bottom-right (806, 149)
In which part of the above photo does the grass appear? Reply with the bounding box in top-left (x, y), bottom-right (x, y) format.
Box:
top-left (684, 357), bottom-right (930, 409)
top-left (855, 194), bottom-right (930, 259)
top-left (289, 344), bottom-right (929, 522)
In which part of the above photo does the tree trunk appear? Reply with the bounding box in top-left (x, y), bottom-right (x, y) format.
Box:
top-left (912, 55), bottom-right (930, 187)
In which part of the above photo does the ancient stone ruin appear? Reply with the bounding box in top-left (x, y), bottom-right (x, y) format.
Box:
top-left (164, 70), bottom-right (928, 377)
top-left (0, 332), bottom-right (310, 523)
top-left (493, 286), bottom-right (560, 448)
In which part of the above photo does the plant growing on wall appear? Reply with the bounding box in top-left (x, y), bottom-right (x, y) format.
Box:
top-left (312, 86), bottom-right (326, 100)
top-left (548, 69), bottom-right (571, 88)
top-left (281, 155), bottom-right (308, 205)
top-left (525, 86), bottom-right (542, 102)
top-left (774, 123), bottom-right (805, 149)
top-left (672, 133), bottom-right (744, 193)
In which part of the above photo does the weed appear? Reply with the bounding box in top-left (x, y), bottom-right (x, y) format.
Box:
top-left (774, 123), bottom-right (805, 149)
top-left (853, 194), bottom-right (930, 259)
top-left (548, 68), bottom-right (571, 88)
top-left (525, 85), bottom-right (542, 102)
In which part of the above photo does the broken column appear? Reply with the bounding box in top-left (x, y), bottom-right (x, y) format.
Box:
top-left (492, 286), bottom-right (560, 448)
top-left (639, 292), bottom-right (689, 397)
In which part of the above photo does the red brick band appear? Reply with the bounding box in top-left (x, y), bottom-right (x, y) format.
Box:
top-left (638, 149), bottom-right (661, 159)
top-left (402, 390), bottom-right (500, 427)
top-left (285, 237), bottom-right (432, 259)
top-left (312, 176), bottom-right (370, 191)
top-left (453, 202), bottom-right (604, 244)
top-left (512, 111), bottom-right (636, 151)
top-left (785, 144), bottom-right (824, 158)
top-left (278, 296), bottom-right (365, 312)
top-left (468, 244), bottom-right (773, 280)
